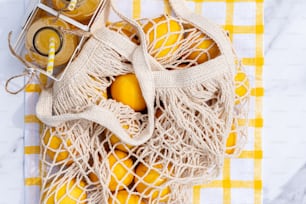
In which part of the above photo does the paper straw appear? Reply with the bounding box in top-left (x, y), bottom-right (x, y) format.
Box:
top-left (46, 37), bottom-right (56, 75)
top-left (67, 0), bottom-right (78, 11)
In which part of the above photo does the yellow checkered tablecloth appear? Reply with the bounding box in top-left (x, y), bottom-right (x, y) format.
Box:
top-left (23, 0), bottom-right (264, 203)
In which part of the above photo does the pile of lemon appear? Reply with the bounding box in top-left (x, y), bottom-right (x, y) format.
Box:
top-left (42, 71), bottom-right (168, 203)
top-left (42, 14), bottom-right (249, 203)
top-left (43, 130), bottom-right (170, 203)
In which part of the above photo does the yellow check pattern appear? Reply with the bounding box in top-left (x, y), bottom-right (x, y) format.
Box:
top-left (24, 0), bottom-right (263, 203)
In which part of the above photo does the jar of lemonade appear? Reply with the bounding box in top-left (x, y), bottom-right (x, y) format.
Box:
top-left (52, 0), bottom-right (100, 22)
top-left (25, 16), bottom-right (78, 68)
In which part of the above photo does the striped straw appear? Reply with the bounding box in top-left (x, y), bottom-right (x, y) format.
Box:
top-left (67, 0), bottom-right (78, 11)
top-left (46, 37), bottom-right (56, 75)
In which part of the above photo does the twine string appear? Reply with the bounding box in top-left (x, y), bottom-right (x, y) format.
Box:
top-left (5, 69), bottom-right (35, 94)
top-left (8, 31), bottom-right (33, 68)
top-left (5, 31), bottom-right (43, 94)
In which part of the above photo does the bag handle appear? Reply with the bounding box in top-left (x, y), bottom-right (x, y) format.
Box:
top-left (36, 47), bottom-right (155, 146)
top-left (36, 46), bottom-right (156, 147)
top-left (90, 0), bottom-right (110, 33)
top-left (36, 86), bottom-right (155, 146)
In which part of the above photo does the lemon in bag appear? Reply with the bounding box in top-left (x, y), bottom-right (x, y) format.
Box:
top-left (225, 124), bottom-right (237, 155)
top-left (108, 190), bottom-right (145, 204)
top-left (143, 15), bottom-right (183, 60)
top-left (135, 163), bottom-right (170, 202)
top-left (110, 74), bottom-right (146, 112)
top-left (108, 150), bottom-right (134, 191)
top-left (186, 31), bottom-right (220, 64)
top-left (43, 128), bottom-right (73, 165)
top-left (235, 72), bottom-right (250, 104)
top-left (43, 178), bottom-right (87, 204)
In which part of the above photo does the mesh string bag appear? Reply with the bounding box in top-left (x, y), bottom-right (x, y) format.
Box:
top-left (36, 0), bottom-right (250, 203)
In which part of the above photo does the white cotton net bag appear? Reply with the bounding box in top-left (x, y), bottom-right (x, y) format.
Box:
top-left (36, 0), bottom-right (250, 203)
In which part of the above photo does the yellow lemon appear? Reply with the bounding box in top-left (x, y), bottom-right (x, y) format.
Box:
top-left (108, 21), bottom-right (140, 45)
top-left (135, 163), bottom-right (170, 202)
top-left (109, 125), bottom-right (133, 152)
top-left (108, 190), bottom-right (145, 204)
top-left (43, 128), bottom-right (73, 164)
top-left (108, 150), bottom-right (134, 191)
top-left (143, 15), bottom-right (183, 60)
top-left (235, 72), bottom-right (250, 104)
top-left (110, 74), bottom-right (146, 112)
top-left (186, 32), bottom-right (220, 64)
top-left (43, 179), bottom-right (87, 204)
top-left (225, 125), bottom-right (237, 154)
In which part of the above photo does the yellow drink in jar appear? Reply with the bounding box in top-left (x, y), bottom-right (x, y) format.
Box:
top-left (25, 17), bottom-right (78, 68)
top-left (52, 0), bottom-right (100, 22)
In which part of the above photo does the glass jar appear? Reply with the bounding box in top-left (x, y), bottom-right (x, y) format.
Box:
top-left (25, 16), bottom-right (78, 68)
